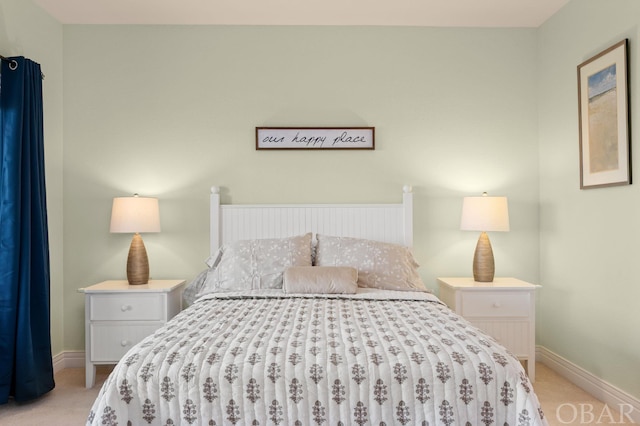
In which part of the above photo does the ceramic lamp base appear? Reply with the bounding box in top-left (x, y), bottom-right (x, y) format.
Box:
top-left (472, 231), bottom-right (495, 282)
top-left (127, 233), bottom-right (150, 285)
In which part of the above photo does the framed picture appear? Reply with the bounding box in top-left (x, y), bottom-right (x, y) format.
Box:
top-left (256, 127), bottom-right (375, 150)
top-left (577, 39), bottom-right (630, 189)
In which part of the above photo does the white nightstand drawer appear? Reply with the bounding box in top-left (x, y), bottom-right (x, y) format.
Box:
top-left (90, 323), bottom-right (160, 362)
top-left (461, 291), bottom-right (530, 317)
top-left (90, 293), bottom-right (164, 321)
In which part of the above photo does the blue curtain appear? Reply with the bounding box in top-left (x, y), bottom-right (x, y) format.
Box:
top-left (0, 57), bottom-right (54, 403)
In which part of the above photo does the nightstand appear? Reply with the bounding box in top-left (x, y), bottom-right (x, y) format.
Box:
top-left (437, 277), bottom-right (539, 382)
top-left (79, 279), bottom-right (186, 388)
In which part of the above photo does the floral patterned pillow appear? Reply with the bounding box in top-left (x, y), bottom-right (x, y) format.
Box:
top-left (315, 234), bottom-right (427, 292)
top-left (182, 268), bottom-right (209, 306)
top-left (202, 233), bottom-right (312, 292)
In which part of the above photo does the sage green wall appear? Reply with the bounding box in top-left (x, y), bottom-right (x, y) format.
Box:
top-left (0, 1), bottom-right (64, 356)
top-left (62, 25), bottom-right (539, 351)
top-left (3, 0), bottom-right (638, 403)
top-left (538, 0), bottom-right (640, 398)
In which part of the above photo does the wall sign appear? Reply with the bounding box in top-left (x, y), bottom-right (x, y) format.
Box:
top-left (256, 127), bottom-right (375, 150)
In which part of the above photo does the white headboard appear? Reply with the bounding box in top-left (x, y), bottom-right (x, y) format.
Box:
top-left (210, 186), bottom-right (414, 255)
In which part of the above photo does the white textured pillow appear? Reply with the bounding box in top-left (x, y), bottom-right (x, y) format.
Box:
top-left (315, 234), bottom-right (427, 292)
top-left (202, 233), bottom-right (312, 292)
top-left (283, 266), bottom-right (358, 294)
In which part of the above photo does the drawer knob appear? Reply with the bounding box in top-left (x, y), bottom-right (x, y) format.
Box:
top-left (121, 340), bottom-right (130, 347)
top-left (121, 305), bottom-right (133, 312)
top-left (492, 302), bottom-right (501, 308)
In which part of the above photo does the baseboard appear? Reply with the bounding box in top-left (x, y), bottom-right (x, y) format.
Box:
top-left (536, 346), bottom-right (640, 423)
top-left (52, 350), bottom-right (85, 373)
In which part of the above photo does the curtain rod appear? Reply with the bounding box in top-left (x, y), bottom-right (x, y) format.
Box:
top-left (0, 54), bottom-right (18, 70)
top-left (1, 54), bottom-right (45, 79)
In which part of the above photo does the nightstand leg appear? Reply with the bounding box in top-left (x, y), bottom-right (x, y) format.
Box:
top-left (528, 358), bottom-right (535, 383)
top-left (86, 362), bottom-right (96, 388)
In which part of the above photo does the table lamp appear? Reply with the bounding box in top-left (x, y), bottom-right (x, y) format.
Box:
top-left (110, 194), bottom-right (161, 285)
top-left (460, 193), bottom-right (509, 282)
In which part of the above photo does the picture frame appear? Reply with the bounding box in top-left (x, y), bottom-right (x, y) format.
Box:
top-left (256, 127), bottom-right (375, 150)
top-left (577, 39), bottom-right (630, 189)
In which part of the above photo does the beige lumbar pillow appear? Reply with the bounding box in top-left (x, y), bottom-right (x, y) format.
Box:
top-left (283, 266), bottom-right (358, 294)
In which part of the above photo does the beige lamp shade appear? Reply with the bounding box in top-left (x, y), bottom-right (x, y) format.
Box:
top-left (110, 196), bottom-right (161, 233)
top-left (110, 195), bottom-right (160, 285)
top-left (460, 194), bottom-right (509, 282)
top-left (460, 195), bottom-right (510, 232)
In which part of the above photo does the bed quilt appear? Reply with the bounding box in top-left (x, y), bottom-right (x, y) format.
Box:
top-left (87, 290), bottom-right (547, 425)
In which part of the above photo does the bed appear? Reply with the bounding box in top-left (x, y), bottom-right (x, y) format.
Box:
top-left (87, 186), bottom-right (547, 425)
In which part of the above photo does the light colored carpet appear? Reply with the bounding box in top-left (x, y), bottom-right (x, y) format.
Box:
top-left (0, 365), bottom-right (113, 426)
top-left (0, 363), bottom-right (631, 425)
top-left (534, 363), bottom-right (634, 425)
